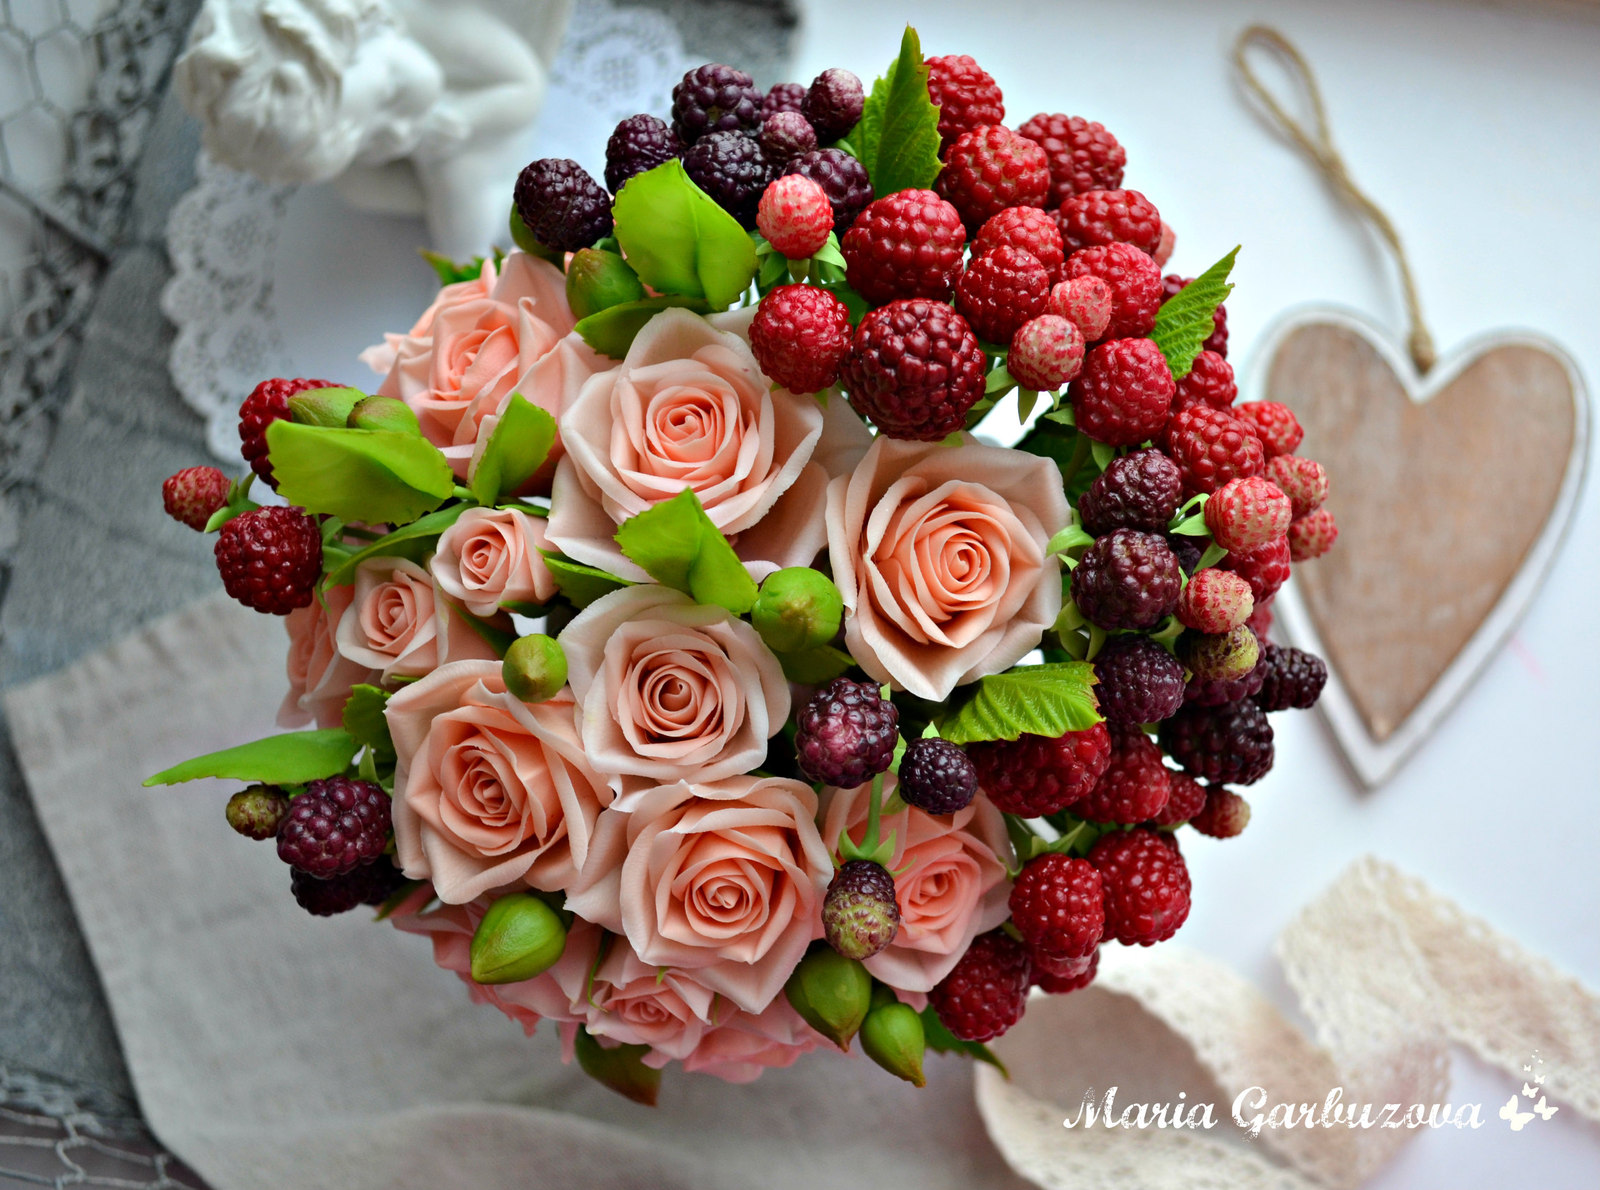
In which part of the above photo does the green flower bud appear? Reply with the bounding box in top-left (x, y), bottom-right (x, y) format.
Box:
top-left (347, 395), bottom-right (421, 435)
top-left (783, 946), bottom-right (871, 1050)
top-left (565, 248), bottom-right (646, 321)
top-left (469, 892), bottom-right (566, 984)
top-left (509, 202), bottom-right (563, 265)
top-left (225, 784), bottom-right (288, 840)
top-left (287, 386), bottom-right (365, 427)
top-left (502, 634), bottom-right (567, 702)
top-left (751, 567), bottom-right (844, 654)
top-left (859, 988), bottom-right (926, 1088)
top-left (1179, 623), bottom-right (1260, 683)
top-left (574, 1027), bottom-right (661, 1106)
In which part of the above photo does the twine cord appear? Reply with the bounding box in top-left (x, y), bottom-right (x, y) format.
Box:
top-left (1231, 25), bottom-right (1437, 373)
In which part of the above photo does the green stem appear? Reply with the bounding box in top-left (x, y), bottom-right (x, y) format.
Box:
top-left (861, 772), bottom-right (885, 856)
top-left (1058, 431), bottom-right (1092, 488)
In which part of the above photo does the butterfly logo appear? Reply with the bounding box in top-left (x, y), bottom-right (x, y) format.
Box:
top-left (1503, 1053), bottom-right (1558, 1131)
top-left (1499, 1096), bottom-right (1534, 1132)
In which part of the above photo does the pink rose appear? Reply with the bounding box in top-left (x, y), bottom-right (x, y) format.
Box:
top-left (825, 434), bottom-right (1070, 701)
top-left (335, 557), bottom-right (500, 682)
top-left (279, 583), bottom-right (379, 727)
top-left (429, 507), bottom-right (558, 617)
top-left (676, 996), bottom-right (821, 1083)
top-left (386, 661), bottom-right (614, 904)
top-left (581, 937), bottom-right (718, 1060)
top-left (820, 777), bottom-right (1013, 993)
top-left (559, 585), bottom-right (789, 790)
top-left (546, 306), bottom-right (870, 582)
top-left (564, 776), bottom-right (832, 1012)
top-left (359, 260), bottom-right (495, 378)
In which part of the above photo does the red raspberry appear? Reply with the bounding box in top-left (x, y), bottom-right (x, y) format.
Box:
top-left (841, 189), bottom-right (966, 304)
top-left (1204, 476), bottom-right (1292, 553)
top-left (1163, 274), bottom-right (1229, 357)
top-left (1009, 315), bottom-right (1085, 390)
top-left (1162, 406), bottom-right (1265, 494)
top-left (1063, 242), bottom-right (1163, 339)
top-left (1234, 401), bottom-right (1304, 458)
top-left (1010, 855), bottom-right (1104, 960)
top-left (955, 246), bottom-right (1050, 344)
top-left (756, 174), bottom-right (833, 259)
top-left (969, 722), bottom-right (1112, 817)
top-left (1069, 337), bottom-right (1175, 447)
top-left (1088, 828), bottom-right (1191, 945)
top-left (1172, 350), bottom-right (1237, 414)
top-left (1074, 726), bottom-right (1171, 824)
top-left (925, 55), bottom-right (1005, 154)
top-left (1176, 567), bottom-right (1254, 634)
top-left (1266, 455), bottom-right (1329, 519)
top-left (841, 298), bottom-right (987, 440)
top-left (1056, 188), bottom-right (1162, 256)
top-left (749, 284), bottom-right (852, 394)
top-left (1016, 113), bottom-right (1125, 206)
top-left (1154, 221), bottom-right (1176, 267)
top-left (1288, 508), bottom-right (1338, 561)
top-left (928, 929), bottom-right (1032, 1042)
top-left (1223, 536), bottom-right (1292, 604)
top-left (1245, 597), bottom-right (1275, 639)
top-left (1152, 771), bottom-right (1208, 826)
top-left (936, 125), bottom-right (1050, 235)
top-left (1048, 276), bottom-right (1112, 341)
top-left (276, 776), bottom-right (392, 877)
top-left (214, 505), bottom-right (323, 615)
top-left (973, 206), bottom-right (1065, 283)
top-left (162, 465), bottom-right (231, 531)
top-left (1190, 787), bottom-right (1251, 838)
top-left (1033, 946), bottom-right (1098, 994)
top-left (239, 377), bottom-right (337, 487)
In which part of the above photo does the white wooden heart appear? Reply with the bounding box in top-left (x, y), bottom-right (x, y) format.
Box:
top-left (1246, 306), bottom-right (1589, 787)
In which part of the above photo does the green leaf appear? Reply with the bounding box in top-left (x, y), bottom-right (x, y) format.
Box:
top-left (984, 363), bottom-right (1017, 394)
top-left (1090, 439), bottom-right (1117, 473)
top-left (323, 503), bottom-right (470, 588)
top-left (1168, 511), bottom-right (1212, 537)
top-left (1150, 246), bottom-right (1238, 380)
top-left (854, 27), bottom-right (943, 197)
top-left (1197, 541), bottom-right (1229, 570)
top-left (574, 295), bottom-right (712, 359)
top-left (468, 394), bottom-right (556, 505)
top-left (420, 250), bottom-right (486, 286)
top-left (812, 233), bottom-right (847, 269)
top-left (757, 251), bottom-right (792, 291)
top-left (776, 644), bottom-right (855, 684)
top-left (266, 421), bottom-right (453, 526)
top-left (920, 1006), bottom-right (1008, 1075)
top-left (1016, 387), bottom-right (1041, 424)
top-left (1046, 524), bottom-right (1094, 556)
top-left (611, 160), bottom-right (759, 310)
top-left (144, 730), bottom-right (359, 786)
top-left (538, 551), bottom-right (633, 608)
top-left (342, 685), bottom-right (394, 762)
top-left (613, 489), bottom-right (758, 614)
top-left (937, 663), bottom-right (1102, 745)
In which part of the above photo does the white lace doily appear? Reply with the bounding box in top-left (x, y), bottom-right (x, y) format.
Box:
top-left (161, 0), bottom-right (692, 464)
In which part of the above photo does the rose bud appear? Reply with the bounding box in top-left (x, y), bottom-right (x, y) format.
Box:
top-left (225, 784), bottom-right (289, 840)
top-left (347, 395), bottom-right (420, 435)
top-left (574, 1028), bottom-right (661, 1106)
top-left (287, 386), bottom-right (364, 427)
top-left (859, 985), bottom-right (926, 1087)
top-left (564, 247), bottom-right (646, 321)
top-left (784, 946), bottom-right (871, 1050)
top-left (751, 567), bottom-right (844, 654)
top-left (822, 859), bottom-right (901, 961)
top-left (468, 892), bottom-right (567, 984)
top-left (502, 634), bottom-right (567, 703)
top-left (1179, 625), bottom-right (1260, 684)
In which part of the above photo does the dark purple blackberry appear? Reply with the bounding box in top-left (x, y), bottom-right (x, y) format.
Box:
top-left (671, 63), bottom-right (762, 143)
top-left (1159, 700), bottom-right (1275, 786)
top-left (803, 68), bottom-right (865, 142)
top-left (604, 113), bottom-right (682, 193)
top-left (1253, 643), bottom-right (1328, 711)
top-left (795, 677), bottom-right (900, 787)
top-left (1079, 449), bottom-right (1183, 536)
top-left (290, 860), bottom-right (406, 917)
top-left (1165, 534), bottom-right (1203, 575)
top-left (783, 148), bottom-right (873, 231)
top-left (896, 738), bottom-right (978, 814)
top-left (1185, 652), bottom-right (1268, 706)
top-left (822, 860), bottom-right (901, 960)
top-left (763, 81), bottom-right (808, 116)
top-left (683, 130), bottom-right (771, 228)
top-left (1071, 529), bottom-right (1182, 631)
top-left (760, 111), bottom-right (817, 165)
top-left (226, 784), bottom-right (289, 840)
top-left (1092, 637), bottom-right (1185, 725)
top-left (513, 158), bottom-right (612, 252)
top-left (276, 776), bottom-right (392, 878)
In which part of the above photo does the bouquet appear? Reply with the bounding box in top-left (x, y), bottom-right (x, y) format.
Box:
top-left (150, 28), bottom-right (1336, 1102)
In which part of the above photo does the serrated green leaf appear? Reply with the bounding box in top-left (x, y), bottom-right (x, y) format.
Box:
top-left (613, 489), bottom-right (758, 614)
top-left (853, 26), bottom-right (942, 198)
top-left (574, 295), bottom-right (712, 359)
top-left (937, 663), bottom-right (1101, 745)
top-left (266, 421), bottom-right (453, 526)
top-left (468, 394), bottom-right (556, 505)
top-left (612, 160), bottom-right (758, 310)
top-left (144, 730), bottom-right (359, 786)
top-left (538, 550), bottom-right (633, 608)
top-left (322, 503), bottom-right (469, 588)
top-left (776, 644), bottom-right (854, 684)
top-left (920, 1006), bottom-right (1008, 1075)
top-left (342, 685), bottom-right (395, 762)
top-left (1151, 247), bottom-right (1238, 380)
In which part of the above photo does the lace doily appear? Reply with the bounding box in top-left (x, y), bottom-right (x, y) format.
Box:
top-left (161, 0), bottom-right (692, 465)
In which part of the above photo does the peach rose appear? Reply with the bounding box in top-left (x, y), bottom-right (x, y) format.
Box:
top-left (825, 434), bottom-right (1070, 701)
top-left (559, 585), bottom-right (789, 791)
top-left (335, 556), bottom-right (499, 682)
top-left (564, 776), bottom-right (832, 1012)
top-left (429, 507), bottom-right (558, 617)
top-left (279, 584), bottom-right (379, 728)
top-left (359, 259), bottom-right (495, 378)
top-left (546, 306), bottom-right (871, 582)
top-left (676, 996), bottom-right (821, 1083)
top-left (386, 661), bottom-right (614, 903)
top-left (581, 938), bottom-right (718, 1060)
top-left (820, 776), bottom-right (1013, 993)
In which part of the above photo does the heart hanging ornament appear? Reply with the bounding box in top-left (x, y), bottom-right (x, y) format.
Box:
top-left (1232, 29), bottom-right (1590, 786)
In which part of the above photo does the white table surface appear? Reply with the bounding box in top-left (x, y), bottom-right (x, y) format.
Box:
top-left (270, 0), bottom-right (1600, 1184)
